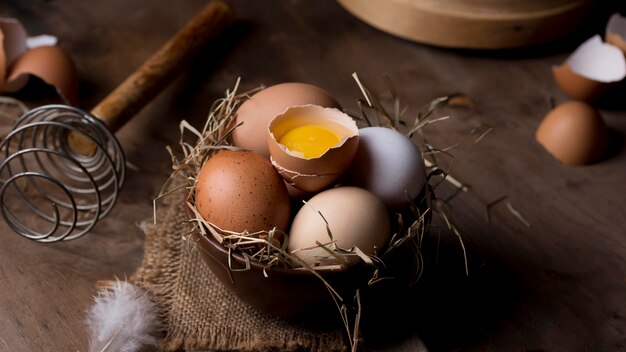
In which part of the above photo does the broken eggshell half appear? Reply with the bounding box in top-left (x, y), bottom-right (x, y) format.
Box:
top-left (268, 104), bottom-right (359, 193)
top-left (4, 45), bottom-right (79, 105)
top-left (0, 17), bottom-right (28, 91)
top-left (552, 35), bottom-right (626, 102)
top-left (606, 12), bottom-right (626, 54)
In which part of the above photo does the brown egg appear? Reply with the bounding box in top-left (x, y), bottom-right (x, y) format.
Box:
top-left (5, 45), bottom-right (79, 105)
top-left (268, 104), bottom-right (359, 193)
top-left (552, 35), bottom-right (626, 102)
top-left (232, 82), bottom-right (341, 158)
top-left (535, 101), bottom-right (608, 166)
top-left (195, 150), bottom-right (291, 234)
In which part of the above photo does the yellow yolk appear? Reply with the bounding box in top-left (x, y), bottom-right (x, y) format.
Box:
top-left (279, 125), bottom-right (341, 158)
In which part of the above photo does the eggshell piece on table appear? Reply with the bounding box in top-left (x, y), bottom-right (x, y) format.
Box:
top-left (194, 150), bottom-right (291, 235)
top-left (0, 18), bottom-right (28, 68)
top-left (343, 126), bottom-right (426, 210)
top-left (0, 18), bottom-right (28, 91)
top-left (606, 13), bottom-right (626, 54)
top-left (232, 82), bottom-right (341, 158)
top-left (287, 186), bottom-right (390, 267)
top-left (552, 35), bottom-right (626, 102)
top-left (535, 101), bottom-right (608, 166)
top-left (268, 104), bottom-right (359, 193)
top-left (4, 45), bottom-right (79, 105)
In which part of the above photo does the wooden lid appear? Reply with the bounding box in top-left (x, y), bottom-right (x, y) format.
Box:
top-left (338, 0), bottom-right (595, 49)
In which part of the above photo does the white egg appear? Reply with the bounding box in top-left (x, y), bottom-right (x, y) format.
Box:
top-left (343, 127), bottom-right (426, 210)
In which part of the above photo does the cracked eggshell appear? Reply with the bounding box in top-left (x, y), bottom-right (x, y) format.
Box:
top-left (0, 18), bottom-right (28, 91)
top-left (5, 45), bottom-right (78, 105)
top-left (0, 18), bottom-right (28, 67)
top-left (552, 35), bottom-right (626, 102)
top-left (606, 13), bottom-right (626, 54)
top-left (268, 105), bottom-right (359, 193)
top-left (232, 82), bottom-right (341, 159)
top-left (535, 101), bottom-right (608, 166)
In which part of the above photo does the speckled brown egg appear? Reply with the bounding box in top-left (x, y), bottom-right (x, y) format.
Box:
top-left (232, 82), bottom-right (341, 159)
top-left (535, 101), bottom-right (608, 166)
top-left (195, 150), bottom-right (291, 233)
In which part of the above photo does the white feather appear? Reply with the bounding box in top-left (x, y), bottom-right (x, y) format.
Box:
top-left (85, 279), bottom-right (160, 352)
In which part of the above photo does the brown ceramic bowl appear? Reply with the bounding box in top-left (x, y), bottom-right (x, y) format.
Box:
top-left (190, 187), bottom-right (431, 320)
top-left (193, 231), bottom-right (370, 319)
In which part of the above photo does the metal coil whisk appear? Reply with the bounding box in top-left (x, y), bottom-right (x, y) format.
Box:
top-left (0, 105), bottom-right (125, 242)
top-left (0, 1), bottom-right (233, 242)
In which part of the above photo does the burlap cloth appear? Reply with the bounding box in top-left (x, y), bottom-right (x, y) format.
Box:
top-left (130, 192), bottom-right (430, 352)
top-left (130, 193), bottom-right (349, 352)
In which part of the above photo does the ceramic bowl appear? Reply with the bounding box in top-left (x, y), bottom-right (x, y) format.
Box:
top-left (190, 187), bottom-right (431, 320)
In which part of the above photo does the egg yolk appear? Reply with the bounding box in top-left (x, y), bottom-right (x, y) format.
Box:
top-left (279, 125), bottom-right (341, 158)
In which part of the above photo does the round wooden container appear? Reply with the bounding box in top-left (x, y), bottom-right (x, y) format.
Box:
top-left (337, 0), bottom-right (595, 49)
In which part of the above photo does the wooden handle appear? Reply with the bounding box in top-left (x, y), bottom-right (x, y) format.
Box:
top-left (90, 0), bottom-right (234, 132)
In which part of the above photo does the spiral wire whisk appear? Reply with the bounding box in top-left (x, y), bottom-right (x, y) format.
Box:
top-left (0, 0), bottom-right (233, 242)
top-left (0, 105), bottom-right (125, 242)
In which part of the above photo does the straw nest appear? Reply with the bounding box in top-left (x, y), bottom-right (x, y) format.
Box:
top-left (157, 73), bottom-right (474, 350)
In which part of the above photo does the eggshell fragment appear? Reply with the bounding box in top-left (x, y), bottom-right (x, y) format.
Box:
top-left (0, 18), bottom-right (28, 91)
top-left (287, 186), bottom-right (390, 267)
top-left (268, 104), bottom-right (359, 193)
top-left (195, 150), bottom-right (291, 234)
top-left (606, 13), bottom-right (626, 54)
top-left (343, 126), bottom-right (426, 210)
top-left (0, 18), bottom-right (28, 68)
top-left (535, 101), bottom-right (608, 166)
top-left (552, 35), bottom-right (626, 102)
top-left (4, 45), bottom-right (79, 105)
top-left (232, 82), bottom-right (341, 158)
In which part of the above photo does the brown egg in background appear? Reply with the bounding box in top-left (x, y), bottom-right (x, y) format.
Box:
top-left (232, 82), bottom-right (341, 158)
top-left (536, 101), bottom-right (608, 166)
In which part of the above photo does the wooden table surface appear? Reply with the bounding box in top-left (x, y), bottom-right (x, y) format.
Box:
top-left (1, 1), bottom-right (625, 351)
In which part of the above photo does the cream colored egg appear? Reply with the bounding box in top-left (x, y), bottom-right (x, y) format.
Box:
top-left (287, 186), bottom-right (390, 267)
